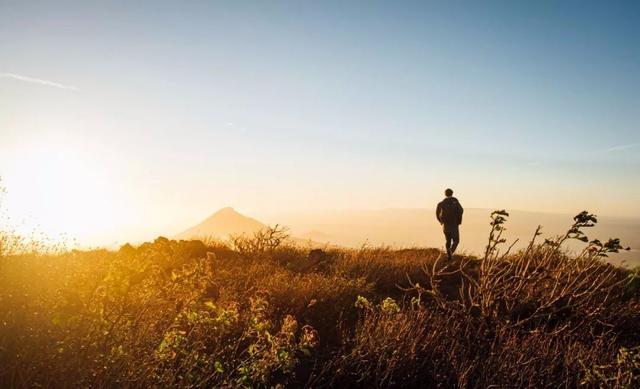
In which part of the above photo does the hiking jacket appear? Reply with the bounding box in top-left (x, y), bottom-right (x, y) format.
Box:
top-left (436, 197), bottom-right (463, 226)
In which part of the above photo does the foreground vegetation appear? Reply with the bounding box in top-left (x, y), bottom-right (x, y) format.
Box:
top-left (1, 211), bottom-right (639, 388)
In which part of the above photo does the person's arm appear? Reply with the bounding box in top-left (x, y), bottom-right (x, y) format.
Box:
top-left (436, 202), bottom-right (442, 224)
top-left (458, 203), bottom-right (464, 225)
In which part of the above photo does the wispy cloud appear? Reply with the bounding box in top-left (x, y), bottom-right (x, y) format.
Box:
top-left (598, 142), bottom-right (640, 154)
top-left (0, 72), bottom-right (79, 91)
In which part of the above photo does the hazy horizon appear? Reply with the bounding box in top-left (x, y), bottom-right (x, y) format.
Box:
top-left (71, 205), bottom-right (640, 267)
top-left (3, 3), bottom-right (640, 387)
top-left (2, 1), bottom-right (639, 246)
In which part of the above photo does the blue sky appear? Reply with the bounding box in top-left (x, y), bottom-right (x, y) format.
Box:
top-left (1, 1), bottom-right (639, 244)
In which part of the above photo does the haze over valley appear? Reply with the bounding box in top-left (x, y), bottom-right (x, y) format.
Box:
top-left (176, 206), bottom-right (640, 267)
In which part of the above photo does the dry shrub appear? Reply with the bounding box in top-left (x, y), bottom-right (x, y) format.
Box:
top-left (321, 299), bottom-right (624, 388)
top-left (331, 247), bottom-right (442, 297)
top-left (316, 211), bottom-right (640, 388)
top-left (0, 213), bottom-right (638, 388)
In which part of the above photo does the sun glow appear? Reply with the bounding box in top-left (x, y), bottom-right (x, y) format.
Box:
top-left (3, 142), bottom-right (123, 246)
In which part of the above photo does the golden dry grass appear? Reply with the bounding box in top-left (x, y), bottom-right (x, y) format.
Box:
top-left (1, 212), bottom-right (639, 388)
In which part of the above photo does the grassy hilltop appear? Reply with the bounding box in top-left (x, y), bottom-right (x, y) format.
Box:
top-left (1, 212), bottom-right (639, 388)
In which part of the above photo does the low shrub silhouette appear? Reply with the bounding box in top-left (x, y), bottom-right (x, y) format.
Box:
top-left (0, 211), bottom-right (638, 388)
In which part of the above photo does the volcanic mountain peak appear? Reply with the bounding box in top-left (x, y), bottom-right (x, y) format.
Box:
top-left (175, 207), bottom-right (266, 240)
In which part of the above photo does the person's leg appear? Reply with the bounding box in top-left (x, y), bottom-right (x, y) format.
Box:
top-left (450, 226), bottom-right (460, 255)
top-left (444, 228), bottom-right (453, 260)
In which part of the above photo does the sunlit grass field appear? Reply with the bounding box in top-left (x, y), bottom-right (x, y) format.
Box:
top-left (1, 212), bottom-right (639, 388)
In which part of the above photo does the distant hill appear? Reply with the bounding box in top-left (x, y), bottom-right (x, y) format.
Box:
top-left (174, 207), bottom-right (329, 248)
top-left (175, 207), bottom-right (266, 240)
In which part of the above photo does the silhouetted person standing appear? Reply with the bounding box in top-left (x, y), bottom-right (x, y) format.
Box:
top-left (436, 188), bottom-right (463, 260)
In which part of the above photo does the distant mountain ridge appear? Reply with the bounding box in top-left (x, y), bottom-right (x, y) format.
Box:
top-left (175, 207), bottom-right (266, 240)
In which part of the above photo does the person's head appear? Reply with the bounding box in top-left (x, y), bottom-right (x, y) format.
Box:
top-left (445, 188), bottom-right (453, 197)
